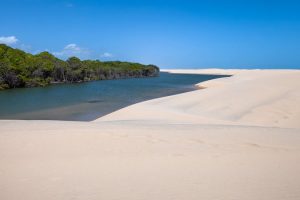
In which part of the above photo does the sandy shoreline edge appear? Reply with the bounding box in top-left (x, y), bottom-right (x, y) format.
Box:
top-left (96, 69), bottom-right (300, 128)
top-left (1, 69), bottom-right (300, 200)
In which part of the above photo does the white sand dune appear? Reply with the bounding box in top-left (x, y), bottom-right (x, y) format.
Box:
top-left (1, 69), bottom-right (300, 200)
top-left (98, 69), bottom-right (300, 128)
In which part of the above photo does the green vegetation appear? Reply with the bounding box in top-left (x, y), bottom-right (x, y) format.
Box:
top-left (0, 44), bottom-right (159, 90)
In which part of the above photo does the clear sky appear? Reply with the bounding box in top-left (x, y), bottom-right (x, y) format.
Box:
top-left (1, 0), bottom-right (300, 68)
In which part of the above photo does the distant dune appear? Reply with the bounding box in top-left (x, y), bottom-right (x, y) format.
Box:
top-left (1, 69), bottom-right (300, 200)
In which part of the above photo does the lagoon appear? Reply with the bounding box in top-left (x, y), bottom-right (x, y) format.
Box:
top-left (0, 72), bottom-right (228, 121)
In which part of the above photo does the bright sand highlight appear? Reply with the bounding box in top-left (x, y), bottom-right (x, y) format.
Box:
top-left (1, 69), bottom-right (300, 200)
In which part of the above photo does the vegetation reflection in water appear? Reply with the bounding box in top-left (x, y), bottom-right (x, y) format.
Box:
top-left (0, 72), bottom-right (229, 121)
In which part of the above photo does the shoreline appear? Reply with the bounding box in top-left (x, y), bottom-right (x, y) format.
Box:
top-left (1, 69), bottom-right (300, 200)
top-left (0, 72), bottom-right (227, 122)
top-left (96, 69), bottom-right (300, 128)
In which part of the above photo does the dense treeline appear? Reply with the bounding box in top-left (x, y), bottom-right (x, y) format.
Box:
top-left (0, 44), bottom-right (159, 90)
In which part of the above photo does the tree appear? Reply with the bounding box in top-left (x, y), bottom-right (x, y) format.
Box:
top-left (0, 44), bottom-right (159, 90)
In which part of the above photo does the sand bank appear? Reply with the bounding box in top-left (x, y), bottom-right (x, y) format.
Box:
top-left (98, 69), bottom-right (300, 128)
top-left (1, 69), bottom-right (300, 200)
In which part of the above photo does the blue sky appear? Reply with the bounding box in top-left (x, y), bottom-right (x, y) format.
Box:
top-left (1, 0), bottom-right (300, 68)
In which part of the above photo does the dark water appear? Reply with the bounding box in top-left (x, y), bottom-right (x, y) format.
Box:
top-left (0, 72), bottom-right (229, 121)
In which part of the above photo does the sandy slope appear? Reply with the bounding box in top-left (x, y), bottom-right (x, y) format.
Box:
top-left (98, 69), bottom-right (300, 128)
top-left (0, 69), bottom-right (300, 200)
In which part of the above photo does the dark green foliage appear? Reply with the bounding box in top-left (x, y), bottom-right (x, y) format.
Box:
top-left (0, 44), bottom-right (159, 90)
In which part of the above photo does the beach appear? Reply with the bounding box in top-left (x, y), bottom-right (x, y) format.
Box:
top-left (1, 69), bottom-right (300, 200)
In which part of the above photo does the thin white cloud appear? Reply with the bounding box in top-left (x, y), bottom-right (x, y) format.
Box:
top-left (64, 43), bottom-right (81, 51)
top-left (100, 52), bottom-right (113, 58)
top-left (53, 43), bottom-right (90, 58)
top-left (0, 36), bottom-right (18, 45)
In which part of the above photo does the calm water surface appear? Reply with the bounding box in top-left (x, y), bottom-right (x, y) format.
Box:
top-left (0, 72), bottom-right (229, 121)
